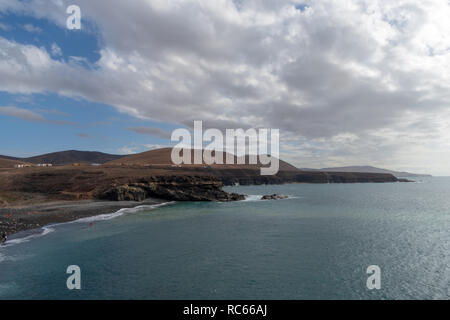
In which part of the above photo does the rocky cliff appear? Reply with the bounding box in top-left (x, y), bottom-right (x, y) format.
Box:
top-left (96, 177), bottom-right (244, 202)
top-left (174, 167), bottom-right (401, 185)
top-left (0, 165), bottom-right (404, 206)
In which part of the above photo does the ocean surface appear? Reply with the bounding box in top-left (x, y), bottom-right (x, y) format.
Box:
top-left (0, 177), bottom-right (449, 300)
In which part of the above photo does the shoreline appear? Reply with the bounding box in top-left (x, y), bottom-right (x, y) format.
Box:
top-left (0, 198), bottom-right (168, 237)
top-left (1, 178), bottom-right (414, 238)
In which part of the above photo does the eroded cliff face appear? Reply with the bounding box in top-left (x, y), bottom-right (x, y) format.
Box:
top-left (205, 169), bottom-right (400, 185)
top-left (95, 177), bottom-right (245, 202)
top-left (0, 165), bottom-right (402, 206)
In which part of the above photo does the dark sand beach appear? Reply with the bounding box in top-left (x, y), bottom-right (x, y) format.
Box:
top-left (0, 198), bottom-right (166, 236)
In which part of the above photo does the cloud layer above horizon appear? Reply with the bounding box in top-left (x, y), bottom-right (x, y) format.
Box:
top-left (1, 0), bottom-right (450, 174)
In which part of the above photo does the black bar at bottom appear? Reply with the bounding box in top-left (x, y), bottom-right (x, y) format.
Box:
top-left (0, 300), bottom-right (446, 318)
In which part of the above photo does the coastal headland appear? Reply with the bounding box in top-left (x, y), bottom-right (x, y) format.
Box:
top-left (0, 148), bottom-right (408, 236)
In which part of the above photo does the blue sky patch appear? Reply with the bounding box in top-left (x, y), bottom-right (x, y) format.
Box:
top-left (0, 11), bottom-right (178, 157)
top-left (0, 12), bottom-right (101, 66)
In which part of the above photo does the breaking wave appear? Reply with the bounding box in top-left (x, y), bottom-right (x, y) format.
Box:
top-left (243, 195), bottom-right (264, 201)
top-left (243, 195), bottom-right (299, 202)
top-left (0, 201), bottom-right (175, 254)
top-left (73, 202), bottom-right (174, 223)
top-left (2, 226), bottom-right (55, 248)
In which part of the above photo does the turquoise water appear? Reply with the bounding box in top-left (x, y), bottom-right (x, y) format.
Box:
top-left (0, 178), bottom-right (449, 300)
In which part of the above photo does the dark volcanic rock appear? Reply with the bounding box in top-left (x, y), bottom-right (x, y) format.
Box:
top-left (0, 165), bottom-right (405, 236)
top-left (206, 169), bottom-right (401, 186)
top-left (1, 165), bottom-right (401, 207)
top-left (96, 176), bottom-right (245, 202)
top-left (261, 194), bottom-right (289, 200)
top-left (99, 185), bottom-right (148, 202)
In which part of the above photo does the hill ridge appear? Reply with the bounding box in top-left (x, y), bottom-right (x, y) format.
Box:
top-left (106, 147), bottom-right (300, 171)
top-left (301, 165), bottom-right (431, 177)
top-left (0, 150), bottom-right (125, 167)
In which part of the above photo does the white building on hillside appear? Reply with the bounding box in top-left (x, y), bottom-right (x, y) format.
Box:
top-left (14, 164), bottom-right (32, 168)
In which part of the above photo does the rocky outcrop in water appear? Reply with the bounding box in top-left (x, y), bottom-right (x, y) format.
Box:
top-left (96, 176), bottom-right (245, 202)
top-left (261, 194), bottom-right (289, 200)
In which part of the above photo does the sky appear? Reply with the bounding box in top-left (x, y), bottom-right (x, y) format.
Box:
top-left (0, 0), bottom-right (450, 175)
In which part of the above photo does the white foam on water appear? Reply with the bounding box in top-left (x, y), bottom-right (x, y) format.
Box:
top-left (2, 226), bottom-right (55, 247)
top-left (243, 195), bottom-right (299, 202)
top-left (41, 226), bottom-right (55, 236)
top-left (73, 201), bottom-right (175, 223)
top-left (243, 195), bottom-right (263, 202)
top-left (0, 226), bottom-right (55, 263)
top-left (0, 201), bottom-right (175, 259)
top-left (73, 207), bottom-right (130, 223)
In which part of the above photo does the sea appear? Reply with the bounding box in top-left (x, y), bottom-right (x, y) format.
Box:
top-left (0, 177), bottom-right (448, 300)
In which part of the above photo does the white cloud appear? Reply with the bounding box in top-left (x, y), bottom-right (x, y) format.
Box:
top-left (0, 22), bottom-right (10, 31)
top-left (1, 0), bottom-right (450, 174)
top-left (22, 23), bottom-right (42, 33)
top-left (0, 105), bottom-right (77, 126)
top-left (0, 105), bottom-right (45, 122)
top-left (144, 143), bottom-right (170, 150)
top-left (127, 127), bottom-right (171, 139)
top-left (50, 43), bottom-right (62, 56)
top-left (117, 145), bottom-right (142, 155)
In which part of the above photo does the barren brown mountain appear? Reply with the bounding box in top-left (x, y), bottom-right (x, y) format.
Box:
top-left (0, 157), bottom-right (30, 168)
top-left (24, 150), bottom-right (124, 165)
top-left (106, 147), bottom-right (300, 171)
top-left (0, 150), bottom-right (124, 167)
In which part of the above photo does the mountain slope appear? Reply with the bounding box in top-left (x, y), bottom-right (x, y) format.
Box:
top-left (0, 151), bottom-right (125, 166)
top-left (24, 150), bottom-right (125, 165)
top-left (0, 155), bottom-right (20, 161)
top-left (0, 158), bottom-right (30, 168)
top-left (106, 148), bottom-right (300, 171)
top-left (302, 166), bottom-right (431, 177)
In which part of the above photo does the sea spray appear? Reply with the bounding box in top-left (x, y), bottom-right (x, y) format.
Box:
top-left (73, 202), bottom-right (175, 223)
